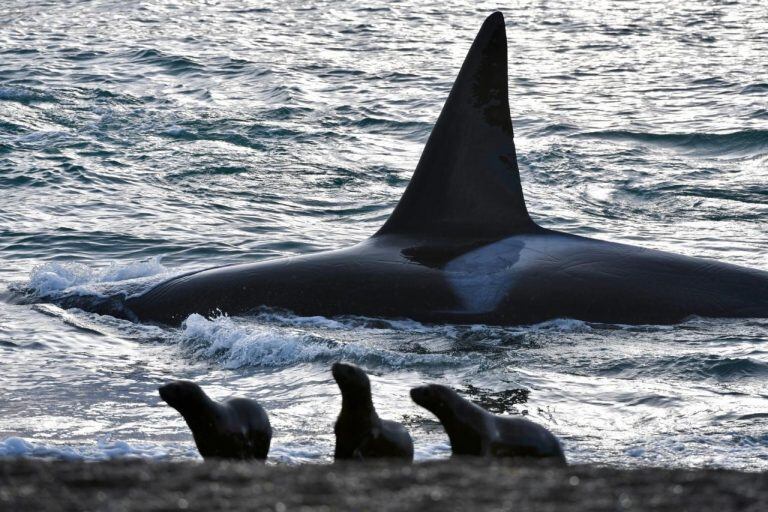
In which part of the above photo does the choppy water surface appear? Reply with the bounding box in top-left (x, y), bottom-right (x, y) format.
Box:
top-left (1, 0), bottom-right (767, 469)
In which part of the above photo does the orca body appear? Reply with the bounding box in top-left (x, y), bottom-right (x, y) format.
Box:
top-left (104, 13), bottom-right (768, 326)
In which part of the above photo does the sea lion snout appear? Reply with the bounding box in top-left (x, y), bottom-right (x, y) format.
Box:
top-left (330, 362), bottom-right (346, 380)
top-left (158, 380), bottom-right (204, 410)
top-left (331, 362), bottom-right (368, 389)
top-left (409, 385), bottom-right (429, 405)
top-left (158, 382), bottom-right (179, 405)
top-left (410, 384), bottom-right (444, 410)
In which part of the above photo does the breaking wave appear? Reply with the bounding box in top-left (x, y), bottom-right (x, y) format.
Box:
top-left (0, 436), bottom-right (189, 461)
top-left (576, 129), bottom-right (768, 157)
top-left (176, 314), bottom-right (467, 369)
top-left (21, 257), bottom-right (169, 298)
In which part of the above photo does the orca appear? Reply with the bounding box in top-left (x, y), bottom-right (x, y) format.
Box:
top-left (66, 12), bottom-right (768, 326)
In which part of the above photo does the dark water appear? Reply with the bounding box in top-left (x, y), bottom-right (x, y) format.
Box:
top-left (1, 0), bottom-right (767, 469)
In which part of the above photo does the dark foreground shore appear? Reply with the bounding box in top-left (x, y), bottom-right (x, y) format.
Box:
top-left (1, 459), bottom-right (766, 511)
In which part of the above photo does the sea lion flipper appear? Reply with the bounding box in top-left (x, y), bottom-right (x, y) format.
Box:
top-left (480, 438), bottom-right (494, 457)
top-left (351, 432), bottom-right (373, 460)
top-left (352, 429), bottom-right (377, 459)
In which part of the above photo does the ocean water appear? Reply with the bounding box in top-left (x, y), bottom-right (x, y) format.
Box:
top-left (1, 0), bottom-right (767, 470)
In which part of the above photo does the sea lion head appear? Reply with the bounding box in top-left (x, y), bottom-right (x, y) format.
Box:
top-left (410, 384), bottom-right (458, 418)
top-left (332, 362), bottom-right (371, 400)
top-left (158, 380), bottom-right (210, 414)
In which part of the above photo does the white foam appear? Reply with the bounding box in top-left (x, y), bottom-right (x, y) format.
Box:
top-left (619, 433), bottom-right (768, 471)
top-left (178, 314), bottom-right (464, 368)
top-left (163, 125), bottom-right (188, 137)
top-left (0, 436), bottom-right (184, 461)
top-left (26, 257), bottom-right (168, 296)
top-left (95, 438), bottom-right (170, 459)
top-left (414, 441), bottom-right (451, 461)
top-left (267, 444), bottom-right (329, 464)
top-left (253, 309), bottom-right (456, 334)
top-left (528, 318), bottom-right (592, 332)
top-left (27, 262), bottom-right (93, 294)
top-left (252, 310), bottom-right (349, 330)
top-left (99, 258), bottom-right (167, 282)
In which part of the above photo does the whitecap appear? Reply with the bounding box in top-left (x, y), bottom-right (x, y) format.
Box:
top-left (251, 309), bottom-right (457, 334)
top-left (528, 318), bottom-right (592, 332)
top-left (25, 256), bottom-right (168, 297)
top-left (0, 436), bottom-right (191, 461)
top-left (177, 313), bottom-right (465, 369)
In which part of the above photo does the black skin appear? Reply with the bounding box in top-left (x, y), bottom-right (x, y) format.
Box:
top-left (411, 384), bottom-right (566, 463)
top-left (158, 380), bottom-right (272, 460)
top-left (332, 362), bottom-right (414, 462)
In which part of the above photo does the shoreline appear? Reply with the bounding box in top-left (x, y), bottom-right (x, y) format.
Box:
top-left (1, 459), bottom-right (765, 511)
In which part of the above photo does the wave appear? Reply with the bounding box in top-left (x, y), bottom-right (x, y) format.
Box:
top-left (327, 115), bottom-right (432, 140)
top-left (176, 314), bottom-right (466, 369)
top-left (703, 357), bottom-right (768, 380)
top-left (165, 165), bottom-right (251, 180)
top-left (594, 353), bottom-right (768, 381)
top-left (575, 129), bottom-right (768, 157)
top-left (247, 308), bottom-right (600, 339)
top-left (0, 86), bottom-right (54, 104)
top-left (622, 432), bottom-right (768, 471)
top-left (249, 308), bottom-right (458, 333)
top-left (160, 126), bottom-right (267, 151)
top-left (19, 257), bottom-right (168, 300)
top-left (740, 83), bottom-right (768, 94)
top-left (14, 130), bottom-right (72, 146)
top-left (0, 435), bottom-right (448, 464)
top-left (0, 436), bottom-right (190, 461)
top-left (127, 48), bottom-right (203, 75)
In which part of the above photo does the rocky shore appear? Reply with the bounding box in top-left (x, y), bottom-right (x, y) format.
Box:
top-left (1, 458), bottom-right (766, 511)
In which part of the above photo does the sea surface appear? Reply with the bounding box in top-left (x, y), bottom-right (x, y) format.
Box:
top-left (1, 0), bottom-right (767, 469)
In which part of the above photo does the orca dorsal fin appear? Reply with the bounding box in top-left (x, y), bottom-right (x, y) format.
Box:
top-left (376, 12), bottom-right (537, 239)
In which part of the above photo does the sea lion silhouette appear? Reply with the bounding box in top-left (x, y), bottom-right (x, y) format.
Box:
top-left (332, 362), bottom-right (414, 461)
top-left (411, 383), bottom-right (565, 462)
top-left (159, 380), bottom-right (272, 460)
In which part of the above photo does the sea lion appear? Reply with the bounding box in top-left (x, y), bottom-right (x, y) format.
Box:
top-left (158, 380), bottom-right (272, 460)
top-left (411, 384), bottom-right (565, 462)
top-left (332, 362), bottom-right (414, 461)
